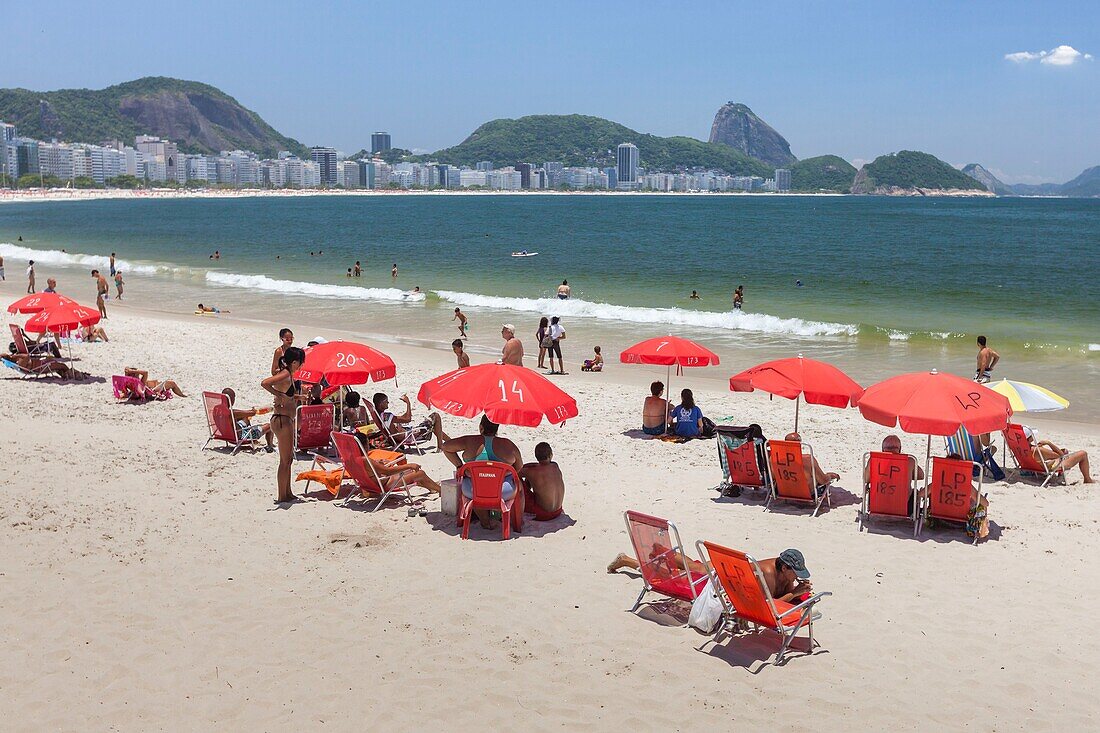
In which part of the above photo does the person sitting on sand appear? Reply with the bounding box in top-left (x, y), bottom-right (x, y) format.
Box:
top-left (222, 388), bottom-right (274, 452)
top-left (1022, 426), bottom-right (1093, 483)
top-left (441, 416), bottom-right (525, 529)
top-left (520, 442), bottom-right (565, 520)
top-left (8, 353), bottom-right (87, 379)
top-left (372, 392), bottom-right (449, 451)
top-left (608, 547), bottom-right (815, 604)
top-left (124, 367), bottom-right (187, 397)
top-left (500, 324), bottom-right (524, 366)
top-left (581, 345), bottom-right (603, 372)
top-left (80, 324), bottom-right (109, 342)
top-left (452, 339), bottom-right (470, 369)
top-left (642, 381), bottom-right (669, 436)
top-left (669, 388), bottom-right (704, 438)
top-left (785, 432), bottom-right (839, 490)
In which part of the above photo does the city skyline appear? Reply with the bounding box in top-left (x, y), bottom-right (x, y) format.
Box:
top-left (1, 1), bottom-right (1097, 183)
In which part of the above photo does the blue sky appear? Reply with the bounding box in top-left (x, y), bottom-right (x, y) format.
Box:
top-left (2, 1), bottom-right (1097, 182)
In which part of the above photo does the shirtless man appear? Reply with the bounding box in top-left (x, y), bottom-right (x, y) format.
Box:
top-left (353, 261), bottom-right (362, 277)
top-left (452, 339), bottom-right (470, 368)
top-left (786, 432), bottom-right (840, 487)
top-left (372, 392), bottom-right (449, 451)
top-left (556, 279), bottom-right (571, 299)
top-left (501, 324), bottom-right (524, 366)
top-left (453, 307), bottom-right (468, 339)
top-left (9, 353), bottom-right (87, 379)
top-left (863, 434), bottom-right (924, 484)
top-left (272, 328), bottom-right (294, 375)
top-left (221, 388), bottom-right (274, 451)
top-left (733, 285), bottom-right (744, 311)
top-left (975, 335), bottom-right (999, 383)
top-left (1024, 426), bottom-right (1093, 483)
top-left (91, 269), bottom-right (109, 319)
top-left (520, 442), bottom-right (565, 520)
top-left (608, 545), bottom-right (814, 605)
top-left (642, 381), bottom-right (669, 436)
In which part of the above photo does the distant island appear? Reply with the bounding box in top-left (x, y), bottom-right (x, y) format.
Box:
top-left (0, 76), bottom-right (1095, 197)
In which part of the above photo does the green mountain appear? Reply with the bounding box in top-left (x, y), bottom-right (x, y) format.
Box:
top-left (420, 114), bottom-right (773, 177)
top-left (0, 77), bottom-right (308, 158)
top-left (851, 151), bottom-right (986, 194)
top-left (790, 155), bottom-right (856, 192)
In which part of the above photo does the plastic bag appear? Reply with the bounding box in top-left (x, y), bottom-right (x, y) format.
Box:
top-left (688, 575), bottom-right (723, 634)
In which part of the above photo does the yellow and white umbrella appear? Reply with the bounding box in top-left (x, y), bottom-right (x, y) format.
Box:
top-left (988, 379), bottom-right (1069, 413)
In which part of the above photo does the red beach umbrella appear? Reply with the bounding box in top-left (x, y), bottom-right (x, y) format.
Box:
top-left (620, 335), bottom-right (720, 370)
top-left (7, 292), bottom-right (76, 315)
top-left (417, 363), bottom-right (578, 427)
top-left (729, 353), bottom-right (864, 432)
top-left (23, 301), bottom-right (100, 333)
top-left (294, 340), bottom-right (397, 387)
top-left (856, 369), bottom-right (1011, 437)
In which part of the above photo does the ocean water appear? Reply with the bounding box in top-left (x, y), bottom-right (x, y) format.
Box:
top-left (2, 194), bottom-right (1098, 420)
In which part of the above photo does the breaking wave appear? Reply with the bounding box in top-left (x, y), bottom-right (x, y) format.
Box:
top-left (205, 271), bottom-right (426, 302)
top-left (0, 242), bottom-right (169, 275)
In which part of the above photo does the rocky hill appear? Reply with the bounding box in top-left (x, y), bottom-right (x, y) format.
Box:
top-left (708, 102), bottom-right (796, 167)
top-left (0, 77), bottom-right (308, 158)
top-left (851, 151), bottom-right (988, 195)
top-left (1058, 165), bottom-right (1100, 197)
top-left (962, 163), bottom-right (1014, 195)
top-left (790, 155), bottom-right (856, 192)
top-left (422, 114), bottom-right (772, 177)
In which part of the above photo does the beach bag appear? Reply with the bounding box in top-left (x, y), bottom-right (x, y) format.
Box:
top-left (700, 416), bottom-right (717, 439)
top-left (688, 575), bottom-right (723, 634)
top-left (540, 335), bottom-right (553, 349)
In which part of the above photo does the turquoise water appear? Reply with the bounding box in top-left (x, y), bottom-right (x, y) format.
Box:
top-left (1, 194), bottom-right (1097, 417)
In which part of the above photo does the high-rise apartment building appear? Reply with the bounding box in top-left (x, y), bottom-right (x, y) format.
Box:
top-left (775, 168), bottom-right (791, 192)
top-left (371, 132), bottom-right (391, 154)
top-left (544, 161), bottom-right (564, 188)
top-left (310, 146), bottom-right (339, 186)
top-left (616, 143), bottom-right (639, 189)
top-left (515, 163), bottom-right (532, 189)
top-left (476, 161), bottom-right (493, 172)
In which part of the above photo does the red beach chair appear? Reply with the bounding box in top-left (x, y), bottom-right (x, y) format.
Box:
top-left (923, 456), bottom-right (986, 545)
top-left (294, 403), bottom-right (335, 453)
top-left (716, 425), bottom-right (770, 495)
top-left (200, 390), bottom-right (258, 454)
top-left (859, 451), bottom-right (921, 535)
top-left (112, 374), bottom-right (148, 402)
top-left (324, 431), bottom-right (414, 510)
top-left (696, 540), bottom-right (831, 665)
top-left (1003, 423), bottom-right (1065, 488)
top-left (622, 510), bottom-right (709, 611)
top-left (456, 460), bottom-right (522, 540)
top-left (765, 439), bottom-right (831, 516)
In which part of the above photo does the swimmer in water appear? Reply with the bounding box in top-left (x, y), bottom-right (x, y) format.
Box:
top-left (690, 290), bottom-right (700, 300)
top-left (392, 263), bottom-right (398, 279)
top-left (733, 285), bottom-right (744, 310)
top-left (795, 279), bottom-right (803, 287)
top-left (346, 268), bottom-right (353, 277)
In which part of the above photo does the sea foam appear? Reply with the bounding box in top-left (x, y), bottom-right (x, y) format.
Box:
top-left (205, 271), bottom-right (426, 302)
top-left (0, 242), bottom-right (167, 275)
top-left (434, 290), bottom-right (857, 338)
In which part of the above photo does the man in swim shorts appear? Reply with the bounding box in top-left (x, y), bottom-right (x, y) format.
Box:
top-left (557, 279), bottom-right (571, 299)
top-left (453, 307), bottom-right (468, 339)
top-left (975, 335), bottom-right (999, 383)
top-left (642, 381), bottom-right (669, 436)
top-left (520, 441), bottom-right (565, 520)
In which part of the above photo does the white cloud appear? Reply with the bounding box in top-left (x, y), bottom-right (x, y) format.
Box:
top-left (1005, 44), bottom-right (1093, 66)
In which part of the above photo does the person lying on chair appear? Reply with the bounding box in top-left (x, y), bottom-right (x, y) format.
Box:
top-left (1022, 426), bottom-right (1093, 483)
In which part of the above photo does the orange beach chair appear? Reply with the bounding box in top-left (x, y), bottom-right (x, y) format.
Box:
top-left (1003, 423), bottom-right (1065, 488)
top-left (622, 510), bottom-right (709, 611)
top-left (695, 540), bottom-right (831, 664)
top-left (765, 439), bottom-right (832, 516)
top-left (923, 456), bottom-right (986, 545)
top-left (860, 451), bottom-right (921, 535)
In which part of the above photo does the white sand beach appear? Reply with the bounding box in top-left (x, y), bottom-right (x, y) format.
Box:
top-left (1, 304), bottom-right (1098, 731)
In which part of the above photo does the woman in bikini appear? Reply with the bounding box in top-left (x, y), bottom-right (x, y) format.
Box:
top-left (262, 346), bottom-right (306, 503)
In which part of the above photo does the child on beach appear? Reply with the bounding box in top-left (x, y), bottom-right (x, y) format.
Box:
top-left (581, 346), bottom-right (603, 372)
top-left (452, 339), bottom-right (470, 368)
top-left (453, 308), bottom-right (468, 339)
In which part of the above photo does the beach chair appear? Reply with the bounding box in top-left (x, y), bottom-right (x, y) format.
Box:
top-left (200, 391), bottom-right (258, 454)
top-left (1002, 423), bottom-right (1064, 488)
top-left (715, 425), bottom-right (770, 496)
top-left (2, 355), bottom-right (59, 379)
top-left (695, 540), bottom-right (831, 665)
top-left (112, 374), bottom-right (148, 401)
top-left (765, 439), bottom-right (831, 516)
top-left (859, 451), bottom-right (921, 536)
top-left (8, 323), bottom-right (32, 355)
top-left (622, 510), bottom-right (709, 611)
top-left (294, 403), bottom-right (335, 454)
top-left (922, 456), bottom-right (986, 545)
top-left (456, 460), bottom-right (522, 540)
top-left (367, 403), bottom-right (433, 454)
top-left (321, 431), bottom-right (416, 510)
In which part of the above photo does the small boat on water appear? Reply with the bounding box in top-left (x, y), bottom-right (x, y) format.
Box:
top-left (511, 250), bottom-right (539, 257)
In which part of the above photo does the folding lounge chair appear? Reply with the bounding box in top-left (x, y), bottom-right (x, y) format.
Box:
top-left (112, 374), bottom-right (153, 402)
top-left (456, 460), bottom-right (522, 540)
top-left (622, 510), bottom-right (709, 612)
top-left (1002, 423), bottom-right (1064, 488)
top-left (715, 426), bottom-right (770, 496)
top-left (922, 456), bottom-right (986, 545)
top-left (765, 439), bottom-right (832, 516)
top-left (695, 540), bottom-right (831, 665)
top-left (320, 431), bottom-right (417, 510)
top-left (294, 403), bottom-right (335, 454)
top-left (2, 355), bottom-right (59, 379)
top-left (200, 391), bottom-right (259, 454)
top-left (367, 403), bottom-right (433, 454)
top-left (859, 451), bottom-right (921, 536)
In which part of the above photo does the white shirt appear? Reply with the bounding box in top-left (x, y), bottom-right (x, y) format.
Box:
top-left (550, 323), bottom-right (565, 340)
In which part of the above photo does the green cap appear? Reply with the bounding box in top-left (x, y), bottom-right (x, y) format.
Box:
top-left (779, 549), bottom-right (810, 579)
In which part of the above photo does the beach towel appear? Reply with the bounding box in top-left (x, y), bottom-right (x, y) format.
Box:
top-left (295, 468), bottom-right (348, 495)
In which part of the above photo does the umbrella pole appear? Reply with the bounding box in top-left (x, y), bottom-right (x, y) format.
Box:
top-left (924, 434), bottom-right (932, 491)
top-left (666, 363), bottom-right (673, 432)
top-left (794, 395), bottom-right (801, 434)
